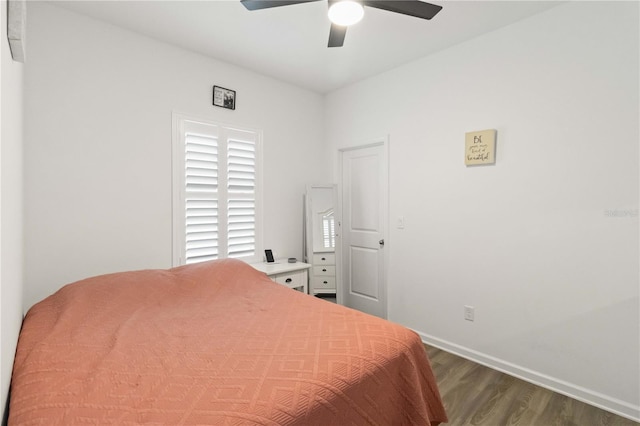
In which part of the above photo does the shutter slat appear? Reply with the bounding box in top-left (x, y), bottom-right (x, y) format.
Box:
top-left (186, 246), bottom-right (218, 258)
top-left (186, 254), bottom-right (217, 264)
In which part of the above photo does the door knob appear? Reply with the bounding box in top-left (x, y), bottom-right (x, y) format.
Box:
top-left (379, 239), bottom-right (385, 247)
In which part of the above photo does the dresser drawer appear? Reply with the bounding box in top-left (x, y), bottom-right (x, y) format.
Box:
top-left (311, 276), bottom-right (336, 290)
top-left (274, 270), bottom-right (306, 290)
top-left (313, 265), bottom-right (335, 276)
top-left (313, 253), bottom-right (335, 265)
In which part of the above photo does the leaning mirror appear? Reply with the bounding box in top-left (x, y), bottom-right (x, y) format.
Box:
top-left (304, 184), bottom-right (337, 297)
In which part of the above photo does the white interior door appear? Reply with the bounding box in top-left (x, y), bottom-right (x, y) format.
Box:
top-left (340, 142), bottom-right (388, 318)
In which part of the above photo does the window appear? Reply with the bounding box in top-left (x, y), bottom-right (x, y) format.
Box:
top-left (172, 114), bottom-right (262, 265)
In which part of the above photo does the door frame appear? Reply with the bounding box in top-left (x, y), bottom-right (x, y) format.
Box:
top-left (336, 137), bottom-right (389, 317)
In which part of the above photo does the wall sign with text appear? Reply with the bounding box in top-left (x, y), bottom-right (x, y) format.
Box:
top-left (465, 129), bottom-right (496, 166)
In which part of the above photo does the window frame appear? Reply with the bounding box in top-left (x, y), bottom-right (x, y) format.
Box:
top-left (172, 113), bottom-right (263, 266)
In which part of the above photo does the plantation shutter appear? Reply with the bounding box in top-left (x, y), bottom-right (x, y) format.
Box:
top-left (184, 124), bottom-right (220, 264)
top-left (175, 117), bottom-right (261, 266)
top-left (226, 128), bottom-right (257, 259)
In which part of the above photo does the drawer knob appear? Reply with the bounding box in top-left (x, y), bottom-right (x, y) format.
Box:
top-left (321, 257), bottom-right (326, 260)
top-left (285, 278), bottom-right (292, 283)
top-left (323, 281), bottom-right (328, 284)
top-left (322, 268), bottom-right (327, 272)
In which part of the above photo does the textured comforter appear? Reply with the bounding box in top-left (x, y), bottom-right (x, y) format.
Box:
top-left (9, 259), bottom-right (447, 425)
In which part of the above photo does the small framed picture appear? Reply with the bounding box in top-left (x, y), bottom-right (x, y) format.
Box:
top-left (213, 85), bottom-right (236, 110)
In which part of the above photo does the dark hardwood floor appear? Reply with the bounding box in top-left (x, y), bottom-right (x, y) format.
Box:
top-left (424, 345), bottom-right (639, 426)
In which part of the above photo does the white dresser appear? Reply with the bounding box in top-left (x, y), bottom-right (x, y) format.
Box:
top-left (310, 252), bottom-right (336, 295)
top-left (250, 260), bottom-right (311, 293)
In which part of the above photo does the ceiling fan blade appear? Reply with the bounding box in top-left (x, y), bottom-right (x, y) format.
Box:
top-left (241, 0), bottom-right (322, 11)
top-left (328, 24), bottom-right (347, 48)
top-left (363, 0), bottom-right (442, 20)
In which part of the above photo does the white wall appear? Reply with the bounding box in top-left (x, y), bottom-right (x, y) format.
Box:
top-left (1, 0), bottom-right (25, 418)
top-left (326, 1), bottom-right (639, 420)
top-left (23, 2), bottom-right (328, 310)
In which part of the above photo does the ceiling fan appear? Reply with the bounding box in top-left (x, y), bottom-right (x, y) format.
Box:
top-left (240, 0), bottom-right (443, 48)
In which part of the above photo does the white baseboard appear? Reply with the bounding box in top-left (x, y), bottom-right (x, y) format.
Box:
top-left (417, 330), bottom-right (640, 423)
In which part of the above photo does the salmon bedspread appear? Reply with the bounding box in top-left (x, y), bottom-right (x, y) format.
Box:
top-left (10, 259), bottom-right (447, 425)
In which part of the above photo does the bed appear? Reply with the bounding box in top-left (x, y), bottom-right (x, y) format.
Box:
top-left (9, 259), bottom-right (447, 425)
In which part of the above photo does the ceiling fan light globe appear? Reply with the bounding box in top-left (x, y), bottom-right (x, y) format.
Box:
top-left (328, 1), bottom-right (364, 26)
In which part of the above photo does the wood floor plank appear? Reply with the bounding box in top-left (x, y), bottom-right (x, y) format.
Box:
top-left (424, 345), bottom-right (639, 426)
top-left (503, 383), bottom-right (553, 425)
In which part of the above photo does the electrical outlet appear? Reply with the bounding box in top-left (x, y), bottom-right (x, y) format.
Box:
top-left (464, 305), bottom-right (475, 322)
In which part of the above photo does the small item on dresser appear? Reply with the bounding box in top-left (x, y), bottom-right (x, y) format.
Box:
top-left (265, 249), bottom-right (274, 263)
top-left (288, 258), bottom-right (297, 263)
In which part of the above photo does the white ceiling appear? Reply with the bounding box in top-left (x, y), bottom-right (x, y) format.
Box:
top-left (52, 0), bottom-right (562, 93)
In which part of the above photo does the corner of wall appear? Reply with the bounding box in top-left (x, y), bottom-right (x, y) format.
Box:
top-left (1, 0), bottom-right (26, 420)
